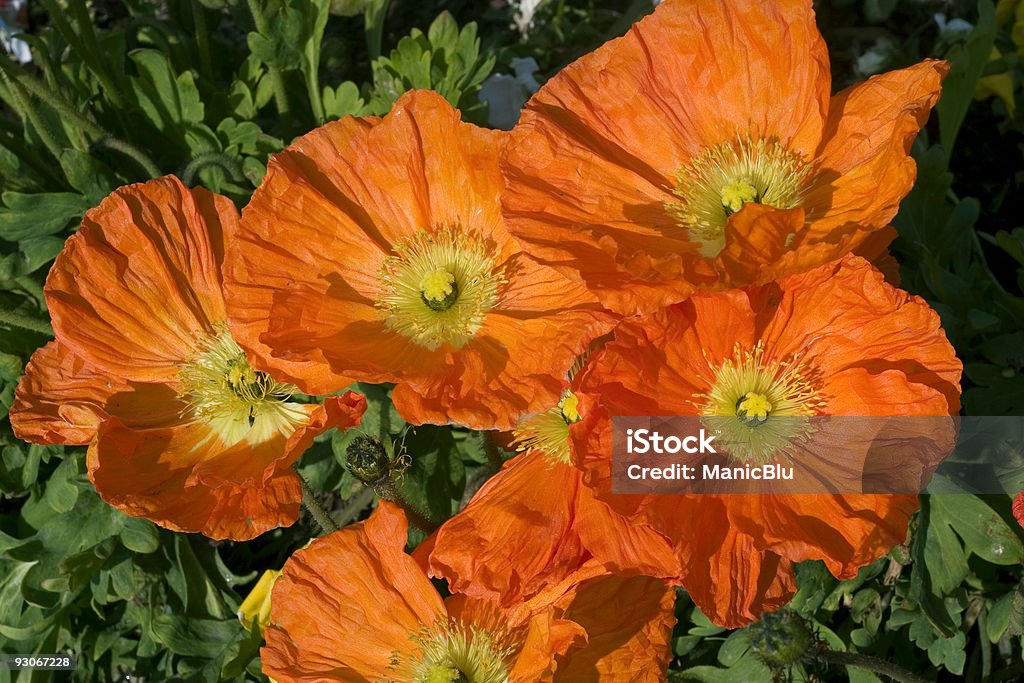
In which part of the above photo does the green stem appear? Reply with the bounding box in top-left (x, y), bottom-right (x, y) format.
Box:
top-left (296, 473), bottom-right (339, 536)
top-left (0, 53), bottom-right (162, 181)
top-left (479, 430), bottom-right (503, 470)
top-left (364, 0), bottom-right (390, 61)
top-left (0, 53), bottom-right (104, 138)
top-left (0, 310), bottom-right (54, 336)
top-left (0, 128), bottom-right (66, 187)
top-left (305, 62), bottom-right (325, 126)
top-left (375, 478), bottom-right (437, 534)
top-left (180, 151), bottom-right (246, 186)
top-left (818, 649), bottom-right (929, 683)
top-left (92, 137), bottom-right (162, 180)
top-left (39, 0), bottom-right (125, 108)
top-left (192, 4), bottom-right (214, 84)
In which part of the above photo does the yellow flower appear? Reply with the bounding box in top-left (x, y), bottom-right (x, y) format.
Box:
top-left (975, 47), bottom-right (1016, 115)
top-left (238, 569), bottom-right (281, 632)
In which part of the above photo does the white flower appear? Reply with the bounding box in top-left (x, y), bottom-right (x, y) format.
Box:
top-left (854, 36), bottom-right (896, 78)
top-left (1, 0), bottom-right (31, 64)
top-left (934, 12), bottom-right (974, 40)
top-left (480, 57), bottom-right (540, 130)
top-left (512, 0), bottom-right (546, 38)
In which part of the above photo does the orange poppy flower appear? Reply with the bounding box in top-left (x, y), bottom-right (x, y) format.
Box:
top-left (223, 89), bottom-right (613, 431)
top-left (572, 256), bottom-right (962, 627)
top-left (428, 362), bottom-right (680, 609)
top-left (263, 501), bottom-right (675, 682)
top-left (10, 177), bottom-right (365, 541)
top-left (500, 0), bottom-right (948, 315)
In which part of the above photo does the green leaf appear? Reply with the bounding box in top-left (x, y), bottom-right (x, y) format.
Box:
top-left (323, 81), bottom-right (366, 120)
top-left (148, 613), bottom-right (243, 659)
top-left (0, 192), bottom-right (90, 241)
top-left (396, 425), bottom-right (465, 524)
top-left (927, 630), bottom-right (967, 675)
top-left (42, 456), bottom-right (82, 514)
top-left (129, 48), bottom-right (206, 141)
top-left (59, 150), bottom-right (119, 205)
top-left (932, 494), bottom-right (1024, 565)
top-left (937, 0), bottom-right (997, 158)
top-left (909, 500), bottom-right (959, 636)
top-left (120, 517), bottom-right (159, 554)
top-left (368, 12), bottom-right (494, 121)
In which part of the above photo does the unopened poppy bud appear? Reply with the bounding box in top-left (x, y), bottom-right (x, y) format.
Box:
top-left (748, 610), bottom-right (812, 668)
top-left (346, 435), bottom-right (390, 484)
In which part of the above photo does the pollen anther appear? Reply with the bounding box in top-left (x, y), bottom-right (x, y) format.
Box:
top-left (698, 343), bottom-right (823, 463)
top-left (178, 325), bottom-right (305, 447)
top-left (392, 621), bottom-right (511, 683)
top-left (667, 136), bottom-right (811, 257)
top-left (378, 227), bottom-right (504, 350)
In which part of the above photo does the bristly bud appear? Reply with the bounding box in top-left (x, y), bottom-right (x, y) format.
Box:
top-left (346, 435), bottom-right (391, 484)
top-left (747, 610), bottom-right (812, 668)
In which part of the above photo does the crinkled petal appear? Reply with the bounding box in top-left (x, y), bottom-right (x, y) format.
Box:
top-left (46, 176), bottom-right (232, 382)
top-left (10, 341), bottom-right (130, 445)
top-left (501, 0), bottom-right (830, 313)
top-left (227, 91), bottom-right (612, 429)
top-left (429, 452), bottom-right (589, 604)
top-left (88, 392), bottom-right (365, 540)
top-left (553, 574), bottom-right (676, 682)
top-left (263, 502), bottom-right (446, 682)
top-left (803, 60), bottom-right (949, 242)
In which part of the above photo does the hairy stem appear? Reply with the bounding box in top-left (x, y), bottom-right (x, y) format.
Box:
top-left (819, 649), bottom-right (930, 683)
top-left (180, 151), bottom-right (246, 186)
top-left (296, 473), bottom-right (339, 536)
top-left (92, 137), bottom-right (162, 180)
top-left (335, 487), bottom-right (375, 528)
top-left (375, 478), bottom-right (437, 534)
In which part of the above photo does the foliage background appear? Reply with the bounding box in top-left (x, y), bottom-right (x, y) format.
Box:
top-left (0, 0), bottom-right (1022, 681)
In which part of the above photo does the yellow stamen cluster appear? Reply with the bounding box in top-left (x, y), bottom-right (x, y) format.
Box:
top-left (667, 136), bottom-right (811, 257)
top-left (512, 389), bottom-right (581, 466)
top-left (178, 325), bottom-right (305, 447)
top-left (394, 621), bottom-right (512, 683)
top-left (698, 343), bottom-right (823, 463)
top-left (377, 228), bottom-right (504, 350)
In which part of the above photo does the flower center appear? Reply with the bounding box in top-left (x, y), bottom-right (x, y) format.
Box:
top-left (698, 343), bottom-right (823, 462)
top-left (403, 622), bottom-right (511, 683)
top-left (378, 228), bottom-right (504, 350)
top-left (667, 136), bottom-right (811, 258)
top-left (512, 390), bottom-right (580, 465)
top-left (421, 268), bottom-right (460, 311)
top-left (178, 326), bottom-right (305, 447)
top-left (736, 391), bottom-right (773, 425)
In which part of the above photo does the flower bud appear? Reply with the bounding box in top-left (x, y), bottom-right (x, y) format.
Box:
top-left (346, 435), bottom-right (391, 484)
top-left (747, 610), bottom-right (812, 668)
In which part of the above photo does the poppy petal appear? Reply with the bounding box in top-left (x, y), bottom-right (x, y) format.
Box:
top-left (45, 176), bottom-right (232, 382)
